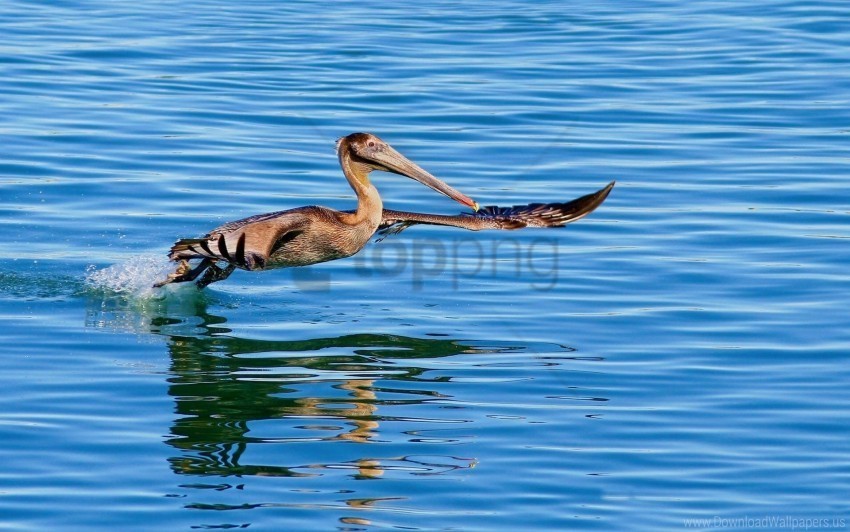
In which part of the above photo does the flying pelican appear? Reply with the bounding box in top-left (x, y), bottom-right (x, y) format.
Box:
top-left (155, 132), bottom-right (614, 289)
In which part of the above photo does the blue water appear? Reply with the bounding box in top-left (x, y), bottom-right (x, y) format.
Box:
top-left (1, 1), bottom-right (848, 530)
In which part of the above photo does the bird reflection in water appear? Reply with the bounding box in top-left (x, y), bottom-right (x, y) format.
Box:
top-left (84, 292), bottom-right (589, 526)
top-left (165, 333), bottom-right (480, 480)
top-left (86, 294), bottom-right (484, 482)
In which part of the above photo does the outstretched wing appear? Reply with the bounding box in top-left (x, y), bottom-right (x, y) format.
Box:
top-left (377, 180), bottom-right (614, 239)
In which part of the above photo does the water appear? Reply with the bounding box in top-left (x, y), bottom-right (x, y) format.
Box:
top-left (1, 0), bottom-right (848, 529)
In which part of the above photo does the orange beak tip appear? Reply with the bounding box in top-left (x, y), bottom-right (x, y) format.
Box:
top-left (472, 201), bottom-right (480, 212)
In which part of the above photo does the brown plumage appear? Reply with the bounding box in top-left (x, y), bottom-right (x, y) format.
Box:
top-left (155, 132), bottom-right (478, 288)
top-left (154, 133), bottom-right (615, 289)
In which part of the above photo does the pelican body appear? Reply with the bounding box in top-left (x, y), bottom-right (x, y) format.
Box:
top-left (155, 132), bottom-right (614, 289)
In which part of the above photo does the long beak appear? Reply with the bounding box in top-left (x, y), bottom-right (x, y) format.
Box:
top-left (374, 146), bottom-right (479, 211)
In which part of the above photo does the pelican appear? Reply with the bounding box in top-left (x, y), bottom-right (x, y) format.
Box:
top-left (155, 132), bottom-right (614, 289)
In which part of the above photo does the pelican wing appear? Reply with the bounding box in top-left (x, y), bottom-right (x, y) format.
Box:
top-left (167, 207), bottom-right (318, 270)
top-left (377, 181), bottom-right (614, 239)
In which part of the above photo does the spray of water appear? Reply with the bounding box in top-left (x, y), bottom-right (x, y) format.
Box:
top-left (84, 254), bottom-right (215, 334)
top-left (85, 254), bottom-right (176, 299)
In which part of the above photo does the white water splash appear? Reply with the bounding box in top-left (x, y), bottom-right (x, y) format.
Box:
top-left (85, 254), bottom-right (176, 299)
top-left (84, 255), bottom-right (217, 335)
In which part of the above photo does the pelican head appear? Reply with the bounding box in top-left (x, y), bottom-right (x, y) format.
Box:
top-left (337, 132), bottom-right (479, 211)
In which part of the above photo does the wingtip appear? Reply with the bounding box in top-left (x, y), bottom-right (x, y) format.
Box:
top-left (590, 180), bottom-right (616, 205)
top-left (545, 180), bottom-right (615, 226)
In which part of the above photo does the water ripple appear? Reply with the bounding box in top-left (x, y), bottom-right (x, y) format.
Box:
top-left (1, 0), bottom-right (848, 529)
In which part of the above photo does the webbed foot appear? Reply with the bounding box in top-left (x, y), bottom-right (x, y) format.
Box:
top-left (153, 259), bottom-right (212, 288)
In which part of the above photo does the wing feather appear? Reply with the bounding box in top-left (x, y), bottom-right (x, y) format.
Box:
top-left (377, 181), bottom-right (614, 239)
top-left (167, 206), bottom-right (319, 270)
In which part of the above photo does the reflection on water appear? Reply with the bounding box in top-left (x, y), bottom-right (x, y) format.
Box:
top-left (2, 261), bottom-right (598, 527)
top-left (163, 327), bottom-right (483, 480)
top-left (85, 292), bottom-right (577, 490)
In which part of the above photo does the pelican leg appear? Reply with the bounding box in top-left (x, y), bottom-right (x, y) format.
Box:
top-left (153, 259), bottom-right (213, 288)
top-left (195, 262), bottom-right (236, 289)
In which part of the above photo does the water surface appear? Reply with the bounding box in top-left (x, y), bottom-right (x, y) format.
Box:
top-left (1, 1), bottom-right (849, 530)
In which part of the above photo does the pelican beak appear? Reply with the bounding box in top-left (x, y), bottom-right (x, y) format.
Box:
top-left (374, 146), bottom-right (479, 211)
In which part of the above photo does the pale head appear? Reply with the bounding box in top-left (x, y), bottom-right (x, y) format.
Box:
top-left (336, 132), bottom-right (478, 211)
